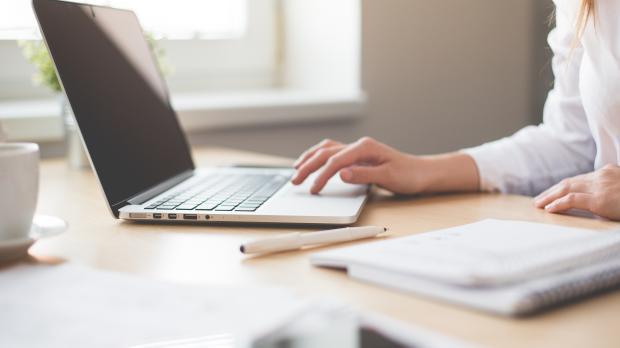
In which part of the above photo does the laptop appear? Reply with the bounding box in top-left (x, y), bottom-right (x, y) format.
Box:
top-left (33, 0), bottom-right (368, 225)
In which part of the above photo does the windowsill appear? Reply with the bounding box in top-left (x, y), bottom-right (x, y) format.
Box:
top-left (0, 89), bottom-right (366, 142)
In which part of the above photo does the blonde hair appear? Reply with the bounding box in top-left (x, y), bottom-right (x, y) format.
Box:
top-left (576, 0), bottom-right (595, 37)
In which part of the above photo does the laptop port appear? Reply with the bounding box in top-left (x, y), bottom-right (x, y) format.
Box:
top-left (183, 214), bottom-right (197, 220)
top-left (129, 213), bottom-right (147, 219)
top-left (205, 215), bottom-right (210, 220)
top-left (153, 213), bottom-right (162, 219)
top-left (168, 213), bottom-right (177, 219)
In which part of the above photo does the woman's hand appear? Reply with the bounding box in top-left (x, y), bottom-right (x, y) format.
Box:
top-left (291, 137), bottom-right (423, 194)
top-left (534, 164), bottom-right (620, 220)
top-left (291, 137), bottom-right (480, 195)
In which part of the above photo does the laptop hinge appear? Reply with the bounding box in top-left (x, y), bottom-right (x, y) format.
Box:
top-left (126, 169), bottom-right (195, 206)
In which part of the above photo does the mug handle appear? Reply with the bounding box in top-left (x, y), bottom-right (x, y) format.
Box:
top-left (30, 215), bottom-right (68, 239)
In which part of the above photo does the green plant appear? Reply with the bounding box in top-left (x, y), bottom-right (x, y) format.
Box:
top-left (19, 33), bottom-right (171, 93)
top-left (19, 40), bottom-right (61, 92)
top-left (144, 32), bottom-right (172, 77)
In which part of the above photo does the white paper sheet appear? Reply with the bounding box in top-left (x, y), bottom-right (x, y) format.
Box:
top-left (0, 263), bottom-right (306, 348)
top-left (311, 219), bottom-right (620, 316)
top-left (312, 219), bottom-right (620, 286)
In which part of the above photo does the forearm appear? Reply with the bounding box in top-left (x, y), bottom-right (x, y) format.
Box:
top-left (416, 152), bottom-right (480, 193)
top-left (291, 137), bottom-right (482, 195)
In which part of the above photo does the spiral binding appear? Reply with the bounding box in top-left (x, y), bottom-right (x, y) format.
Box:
top-left (518, 259), bottom-right (620, 314)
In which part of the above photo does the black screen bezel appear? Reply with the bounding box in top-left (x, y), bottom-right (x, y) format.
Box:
top-left (32, 0), bottom-right (196, 217)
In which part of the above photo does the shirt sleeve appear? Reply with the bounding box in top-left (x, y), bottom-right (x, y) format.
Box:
top-left (461, 1), bottom-right (596, 196)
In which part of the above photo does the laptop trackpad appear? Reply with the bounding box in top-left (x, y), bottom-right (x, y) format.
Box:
top-left (259, 174), bottom-right (368, 217)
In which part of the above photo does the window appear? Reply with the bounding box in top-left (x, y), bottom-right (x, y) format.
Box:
top-left (0, 0), bottom-right (364, 142)
top-left (0, 0), bottom-right (275, 100)
top-left (0, 0), bottom-right (247, 40)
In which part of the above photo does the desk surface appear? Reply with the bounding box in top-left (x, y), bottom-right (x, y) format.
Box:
top-left (32, 147), bottom-right (620, 348)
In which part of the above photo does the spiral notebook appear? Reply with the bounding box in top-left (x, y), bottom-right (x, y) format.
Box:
top-left (310, 219), bottom-right (620, 316)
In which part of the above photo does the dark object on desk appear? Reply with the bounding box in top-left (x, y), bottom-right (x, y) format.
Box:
top-left (255, 326), bottom-right (410, 348)
top-left (33, 0), bottom-right (368, 225)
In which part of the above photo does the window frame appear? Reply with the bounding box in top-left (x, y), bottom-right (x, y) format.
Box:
top-left (0, 0), bottom-right (365, 143)
top-left (0, 0), bottom-right (275, 100)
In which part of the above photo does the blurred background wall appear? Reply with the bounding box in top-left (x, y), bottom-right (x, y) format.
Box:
top-left (189, 0), bottom-right (555, 158)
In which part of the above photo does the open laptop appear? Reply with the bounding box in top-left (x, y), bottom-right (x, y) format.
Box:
top-left (33, 0), bottom-right (368, 225)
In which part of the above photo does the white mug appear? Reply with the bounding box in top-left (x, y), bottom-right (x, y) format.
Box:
top-left (0, 143), bottom-right (39, 241)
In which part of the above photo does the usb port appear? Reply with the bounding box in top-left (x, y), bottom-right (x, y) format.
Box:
top-left (183, 214), bottom-right (198, 220)
top-left (129, 213), bottom-right (147, 219)
top-left (168, 213), bottom-right (177, 219)
top-left (153, 213), bottom-right (162, 219)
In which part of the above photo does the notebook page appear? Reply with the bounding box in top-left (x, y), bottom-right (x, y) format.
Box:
top-left (348, 254), bottom-right (620, 316)
top-left (311, 219), bottom-right (620, 286)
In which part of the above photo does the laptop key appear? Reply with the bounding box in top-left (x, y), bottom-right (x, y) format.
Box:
top-left (215, 206), bottom-right (235, 211)
top-left (244, 198), bottom-right (265, 202)
top-left (250, 195), bottom-right (270, 199)
top-left (175, 205), bottom-right (199, 210)
top-left (238, 203), bottom-right (260, 209)
top-left (195, 206), bottom-right (216, 211)
top-left (223, 200), bottom-right (244, 205)
top-left (235, 207), bottom-right (257, 212)
top-left (151, 172), bottom-right (287, 214)
top-left (237, 207), bottom-right (259, 211)
top-left (240, 200), bottom-right (261, 205)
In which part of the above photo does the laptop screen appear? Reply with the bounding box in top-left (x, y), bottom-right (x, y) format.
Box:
top-left (34, 0), bottom-right (195, 211)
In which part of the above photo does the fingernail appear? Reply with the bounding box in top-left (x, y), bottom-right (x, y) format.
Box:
top-left (534, 194), bottom-right (544, 201)
top-left (340, 169), bottom-right (352, 181)
top-left (534, 199), bottom-right (542, 207)
top-left (544, 203), bottom-right (555, 211)
top-left (310, 183), bottom-right (320, 194)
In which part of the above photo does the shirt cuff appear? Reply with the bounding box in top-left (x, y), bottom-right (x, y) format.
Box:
top-left (460, 145), bottom-right (504, 193)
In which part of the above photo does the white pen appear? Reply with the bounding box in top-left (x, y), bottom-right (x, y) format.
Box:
top-left (240, 226), bottom-right (387, 255)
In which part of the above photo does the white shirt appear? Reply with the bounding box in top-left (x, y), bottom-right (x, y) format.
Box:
top-left (463, 0), bottom-right (620, 196)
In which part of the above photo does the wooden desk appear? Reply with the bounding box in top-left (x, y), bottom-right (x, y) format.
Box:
top-left (32, 147), bottom-right (620, 348)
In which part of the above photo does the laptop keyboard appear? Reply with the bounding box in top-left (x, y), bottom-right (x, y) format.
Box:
top-left (144, 173), bottom-right (289, 212)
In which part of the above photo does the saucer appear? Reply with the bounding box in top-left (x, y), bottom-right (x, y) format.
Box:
top-left (0, 215), bottom-right (67, 262)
